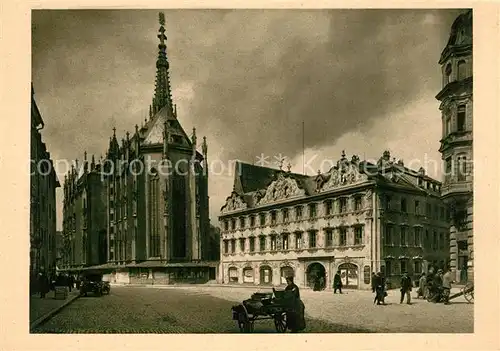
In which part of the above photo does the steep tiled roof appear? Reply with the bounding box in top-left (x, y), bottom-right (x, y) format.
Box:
top-left (221, 152), bottom-right (442, 215)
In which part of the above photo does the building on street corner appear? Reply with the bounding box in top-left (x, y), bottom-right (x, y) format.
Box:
top-left (219, 151), bottom-right (450, 290)
top-left (61, 153), bottom-right (107, 270)
top-left (30, 85), bottom-right (60, 276)
top-left (436, 9), bottom-right (473, 283)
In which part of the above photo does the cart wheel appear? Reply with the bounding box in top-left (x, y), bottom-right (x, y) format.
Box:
top-left (463, 282), bottom-right (474, 304)
top-left (274, 313), bottom-right (287, 333)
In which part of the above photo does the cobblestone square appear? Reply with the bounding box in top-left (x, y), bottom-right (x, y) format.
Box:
top-left (32, 286), bottom-right (473, 333)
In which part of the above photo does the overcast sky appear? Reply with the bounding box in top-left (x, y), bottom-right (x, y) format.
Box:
top-left (32, 9), bottom-right (464, 230)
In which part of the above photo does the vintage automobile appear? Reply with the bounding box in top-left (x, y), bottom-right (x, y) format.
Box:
top-left (79, 273), bottom-right (106, 297)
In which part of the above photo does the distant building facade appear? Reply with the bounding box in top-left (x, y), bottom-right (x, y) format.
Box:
top-left (61, 154), bottom-right (107, 269)
top-left (219, 152), bottom-right (450, 290)
top-left (61, 13), bottom-right (217, 284)
top-left (436, 10), bottom-right (473, 283)
top-left (30, 85), bottom-right (60, 275)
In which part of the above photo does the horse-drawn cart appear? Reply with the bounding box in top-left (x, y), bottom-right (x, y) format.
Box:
top-left (231, 290), bottom-right (305, 333)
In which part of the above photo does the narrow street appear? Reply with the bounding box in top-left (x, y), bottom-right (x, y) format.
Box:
top-left (32, 286), bottom-right (473, 333)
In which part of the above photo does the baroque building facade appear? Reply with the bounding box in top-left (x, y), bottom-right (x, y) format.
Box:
top-left (436, 10), bottom-right (473, 283)
top-left (61, 13), bottom-right (217, 284)
top-left (219, 151), bottom-right (450, 290)
top-left (30, 85), bottom-right (60, 275)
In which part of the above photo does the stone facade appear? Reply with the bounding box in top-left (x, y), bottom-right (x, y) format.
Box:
top-left (30, 85), bottom-right (60, 275)
top-left (61, 155), bottom-right (107, 269)
top-left (219, 152), bottom-right (450, 290)
top-left (436, 10), bottom-right (473, 283)
top-left (60, 13), bottom-right (217, 284)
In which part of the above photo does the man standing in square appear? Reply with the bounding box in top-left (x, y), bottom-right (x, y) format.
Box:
top-left (400, 272), bottom-right (412, 304)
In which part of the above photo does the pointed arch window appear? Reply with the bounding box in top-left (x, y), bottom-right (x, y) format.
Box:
top-left (148, 168), bottom-right (160, 258)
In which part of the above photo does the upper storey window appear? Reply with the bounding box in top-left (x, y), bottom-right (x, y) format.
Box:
top-left (457, 105), bottom-right (466, 132)
top-left (444, 63), bottom-right (452, 86)
top-left (457, 60), bottom-right (467, 81)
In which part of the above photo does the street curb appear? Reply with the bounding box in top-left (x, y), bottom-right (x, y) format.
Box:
top-left (30, 294), bottom-right (80, 331)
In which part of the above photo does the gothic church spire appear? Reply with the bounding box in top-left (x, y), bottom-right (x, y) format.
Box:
top-left (152, 12), bottom-right (173, 115)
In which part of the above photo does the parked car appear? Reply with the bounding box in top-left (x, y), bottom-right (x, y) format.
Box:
top-left (79, 273), bottom-right (105, 297)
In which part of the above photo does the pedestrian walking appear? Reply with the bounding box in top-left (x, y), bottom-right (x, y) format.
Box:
top-left (442, 268), bottom-right (454, 305)
top-left (333, 271), bottom-right (343, 294)
top-left (38, 272), bottom-right (49, 298)
top-left (417, 272), bottom-right (426, 299)
top-left (371, 272), bottom-right (377, 293)
top-left (373, 272), bottom-right (386, 305)
top-left (400, 272), bottom-right (412, 304)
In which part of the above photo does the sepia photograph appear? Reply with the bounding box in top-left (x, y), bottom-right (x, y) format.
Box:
top-left (28, 8), bottom-right (475, 334)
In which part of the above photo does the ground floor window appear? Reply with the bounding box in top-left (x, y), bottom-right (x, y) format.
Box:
top-left (228, 267), bottom-right (238, 283)
top-left (242, 267), bottom-right (254, 283)
top-left (338, 263), bottom-right (359, 288)
top-left (414, 260), bottom-right (422, 274)
top-left (260, 265), bottom-right (273, 285)
top-left (280, 266), bottom-right (294, 285)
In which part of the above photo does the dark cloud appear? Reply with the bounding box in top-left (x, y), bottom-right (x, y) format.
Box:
top-left (32, 9), bottom-right (462, 165)
top-left (32, 9), bottom-right (464, 225)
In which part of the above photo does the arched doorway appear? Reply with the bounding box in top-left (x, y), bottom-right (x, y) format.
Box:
top-left (338, 263), bottom-right (359, 288)
top-left (306, 262), bottom-right (326, 290)
top-left (280, 266), bottom-right (294, 285)
top-left (228, 267), bottom-right (238, 283)
top-left (242, 267), bottom-right (254, 284)
top-left (259, 265), bottom-right (273, 285)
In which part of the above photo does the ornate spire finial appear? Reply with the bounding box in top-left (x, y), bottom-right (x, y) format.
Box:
top-left (287, 162), bottom-right (292, 172)
top-left (126, 131), bottom-right (130, 141)
top-left (202, 136), bottom-right (207, 155)
top-left (341, 150), bottom-right (346, 158)
top-left (152, 11), bottom-right (172, 115)
top-left (112, 127), bottom-right (116, 137)
top-left (84, 151), bottom-right (87, 161)
top-left (135, 124), bottom-right (139, 134)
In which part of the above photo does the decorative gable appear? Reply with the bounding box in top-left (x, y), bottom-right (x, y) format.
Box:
top-left (257, 172), bottom-right (306, 206)
top-left (143, 116), bottom-right (164, 145)
top-left (221, 192), bottom-right (248, 214)
top-left (319, 163), bottom-right (368, 192)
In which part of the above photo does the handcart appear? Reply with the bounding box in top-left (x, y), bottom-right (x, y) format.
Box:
top-left (231, 290), bottom-right (301, 333)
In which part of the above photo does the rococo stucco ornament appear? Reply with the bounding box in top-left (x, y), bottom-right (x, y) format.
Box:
top-left (221, 192), bottom-right (248, 214)
top-left (320, 163), bottom-right (366, 192)
top-left (257, 173), bottom-right (306, 206)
